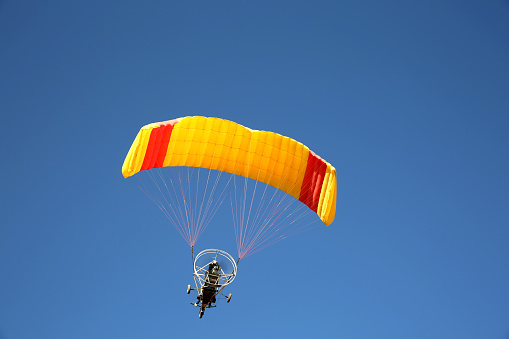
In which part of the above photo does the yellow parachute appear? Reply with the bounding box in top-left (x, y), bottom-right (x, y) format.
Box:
top-left (123, 116), bottom-right (336, 258)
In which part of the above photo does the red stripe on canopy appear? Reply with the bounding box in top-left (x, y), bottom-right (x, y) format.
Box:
top-left (299, 150), bottom-right (327, 212)
top-left (140, 120), bottom-right (178, 171)
top-left (154, 123), bottom-right (176, 167)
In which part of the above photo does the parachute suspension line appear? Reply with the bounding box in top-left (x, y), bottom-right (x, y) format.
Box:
top-left (234, 138), bottom-right (279, 258)
top-left (174, 167), bottom-right (193, 246)
top-left (231, 175), bottom-right (241, 258)
top-left (174, 165), bottom-right (232, 248)
top-left (226, 136), bottom-right (244, 259)
top-left (135, 163), bottom-right (235, 248)
top-left (252, 174), bottom-right (321, 252)
top-left (136, 174), bottom-right (169, 224)
top-left (136, 172), bottom-right (191, 246)
top-left (161, 168), bottom-right (193, 246)
top-left (193, 164), bottom-right (210, 246)
top-left (235, 134), bottom-right (273, 259)
top-left (237, 160), bottom-right (286, 258)
top-left (196, 171), bottom-right (233, 240)
top-left (154, 169), bottom-right (192, 241)
top-left (171, 130), bottom-right (242, 258)
top-left (231, 171), bottom-right (250, 258)
top-left (237, 135), bottom-right (256, 259)
top-left (243, 200), bottom-right (320, 257)
top-left (169, 168), bottom-right (196, 245)
top-left (143, 128), bottom-right (240, 249)
top-left (243, 178), bottom-right (260, 252)
top-left (191, 137), bottom-right (235, 247)
top-left (152, 169), bottom-right (185, 233)
top-left (230, 141), bottom-right (322, 259)
top-left (186, 167), bottom-right (199, 246)
top-left (241, 150), bottom-right (274, 258)
top-left (240, 168), bottom-right (250, 257)
top-left (184, 167), bottom-right (195, 245)
top-left (190, 167), bottom-right (198, 246)
top-left (236, 146), bottom-right (248, 257)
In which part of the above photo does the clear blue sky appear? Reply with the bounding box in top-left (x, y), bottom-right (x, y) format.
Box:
top-left (1, 1), bottom-right (508, 338)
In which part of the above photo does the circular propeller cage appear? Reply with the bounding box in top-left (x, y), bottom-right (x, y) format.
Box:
top-left (193, 249), bottom-right (237, 287)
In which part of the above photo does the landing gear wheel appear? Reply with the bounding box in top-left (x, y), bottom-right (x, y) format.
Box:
top-left (199, 310), bottom-right (204, 318)
top-left (226, 293), bottom-right (232, 303)
top-left (187, 285), bottom-right (191, 294)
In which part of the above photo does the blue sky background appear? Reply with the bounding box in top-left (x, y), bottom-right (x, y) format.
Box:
top-left (1, 1), bottom-right (508, 338)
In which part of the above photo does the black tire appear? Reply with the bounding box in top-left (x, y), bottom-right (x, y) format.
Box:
top-left (199, 310), bottom-right (204, 318)
top-left (226, 293), bottom-right (232, 303)
top-left (187, 285), bottom-right (191, 294)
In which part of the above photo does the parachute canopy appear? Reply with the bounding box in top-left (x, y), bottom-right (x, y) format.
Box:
top-left (122, 116), bottom-right (336, 225)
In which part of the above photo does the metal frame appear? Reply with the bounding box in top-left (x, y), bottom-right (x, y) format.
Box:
top-left (189, 249), bottom-right (237, 317)
top-left (193, 249), bottom-right (237, 290)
